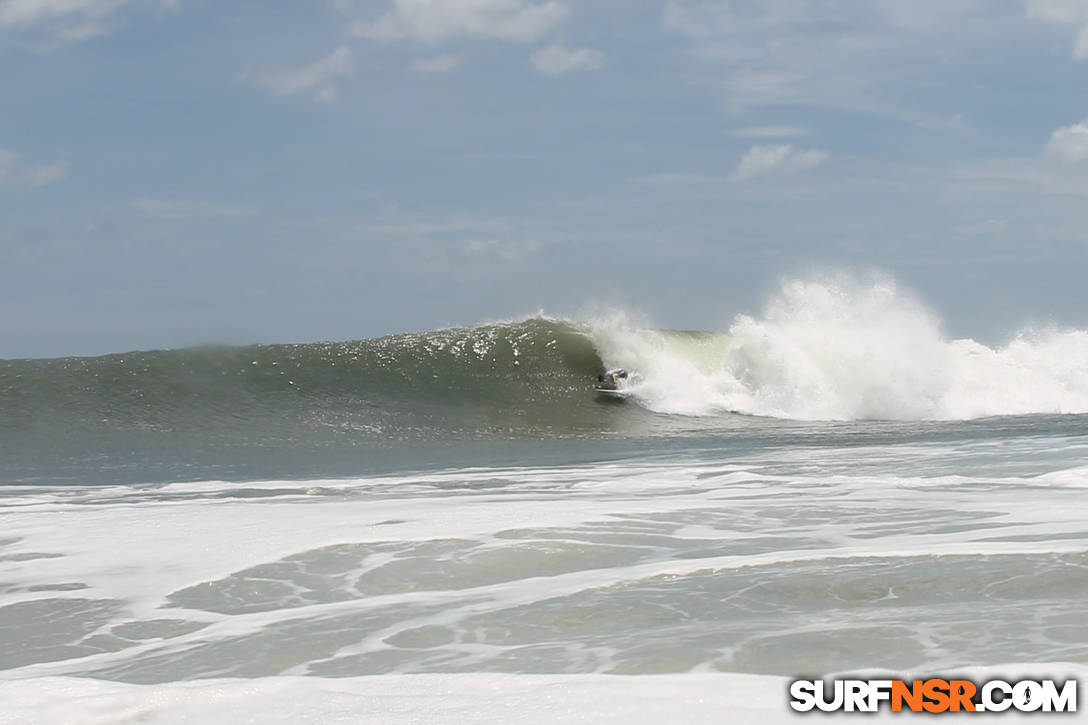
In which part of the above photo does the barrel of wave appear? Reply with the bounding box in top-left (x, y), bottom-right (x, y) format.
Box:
top-left (588, 317), bottom-right (736, 416)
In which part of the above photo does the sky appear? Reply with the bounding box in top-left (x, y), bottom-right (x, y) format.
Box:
top-left (2, 0), bottom-right (1088, 358)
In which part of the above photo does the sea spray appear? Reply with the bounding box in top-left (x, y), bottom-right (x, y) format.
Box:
top-left (722, 275), bottom-right (953, 420)
top-left (589, 274), bottom-right (1088, 420)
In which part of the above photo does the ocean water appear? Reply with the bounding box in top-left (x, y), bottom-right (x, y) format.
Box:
top-left (2, 278), bottom-right (1087, 723)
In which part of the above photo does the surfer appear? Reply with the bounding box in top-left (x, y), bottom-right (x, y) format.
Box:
top-left (597, 369), bottom-right (629, 390)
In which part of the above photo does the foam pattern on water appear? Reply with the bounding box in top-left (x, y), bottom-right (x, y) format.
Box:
top-left (2, 433), bottom-right (1087, 684)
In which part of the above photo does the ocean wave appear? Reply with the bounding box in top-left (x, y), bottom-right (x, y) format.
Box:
top-left (0, 318), bottom-right (608, 443)
top-left (4, 274), bottom-right (1088, 446)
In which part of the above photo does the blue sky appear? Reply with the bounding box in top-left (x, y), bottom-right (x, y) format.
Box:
top-left (2, 0), bottom-right (1088, 358)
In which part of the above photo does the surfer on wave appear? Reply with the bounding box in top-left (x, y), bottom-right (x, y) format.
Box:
top-left (596, 368), bottom-right (630, 391)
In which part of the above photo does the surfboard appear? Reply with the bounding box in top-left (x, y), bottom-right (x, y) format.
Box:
top-left (595, 387), bottom-right (630, 399)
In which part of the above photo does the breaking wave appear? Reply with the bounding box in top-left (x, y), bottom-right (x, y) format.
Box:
top-left (591, 274), bottom-right (1088, 421)
top-left (4, 274), bottom-right (1088, 452)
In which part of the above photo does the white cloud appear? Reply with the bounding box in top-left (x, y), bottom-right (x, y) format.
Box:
top-left (126, 199), bottom-right (258, 219)
top-left (1025, 0), bottom-right (1088, 24)
top-left (952, 218), bottom-right (1009, 236)
top-left (1025, 0), bottom-right (1088, 58)
top-left (730, 144), bottom-right (829, 182)
top-left (0, 0), bottom-right (177, 42)
top-left (0, 0), bottom-right (124, 27)
top-left (352, 0), bottom-right (566, 42)
top-left (636, 172), bottom-right (717, 186)
top-left (953, 156), bottom-right (1088, 198)
top-left (408, 54), bottom-right (462, 73)
top-left (463, 238), bottom-right (541, 260)
top-left (0, 150), bottom-right (67, 187)
top-left (248, 46), bottom-right (353, 103)
top-left (23, 161), bottom-right (67, 185)
top-left (731, 126), bottom-right (809, 138)
top-left (531, 44), bottom-right (603, 75)
top-left (1078, 24), bottom-right (1088, 56)
top-left (53, 19), bottom-right (111, 40)
top-left (661, 1), bottom-right (1009, 127)
top-left (1045, 120), bottom-right (1088, 163)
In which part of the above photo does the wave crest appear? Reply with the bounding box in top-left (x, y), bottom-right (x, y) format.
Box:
top-left (590, 275), bottom-right (1088, 421)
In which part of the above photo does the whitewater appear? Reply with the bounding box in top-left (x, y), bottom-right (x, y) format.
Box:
top-left (2, 276), bottom-right (1087, 723)
top-left (590, 276), bottom-right (1088, 421)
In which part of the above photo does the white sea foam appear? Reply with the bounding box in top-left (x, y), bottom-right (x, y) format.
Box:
top-left (1, 435), bottom-right (1086, 686)
top-left (590, 273), bottom-right (1088, 420)
top-left (3, 667), bottom-right (1084, 724)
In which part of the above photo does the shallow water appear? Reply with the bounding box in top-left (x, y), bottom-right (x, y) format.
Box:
top-left (3, 421), bottom-right (1086, 686)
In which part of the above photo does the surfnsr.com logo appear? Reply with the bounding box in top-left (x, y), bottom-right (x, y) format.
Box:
top-left (789, 678), bottom-right (1077, 713)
